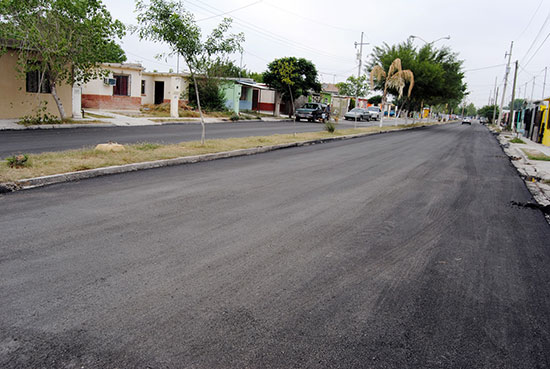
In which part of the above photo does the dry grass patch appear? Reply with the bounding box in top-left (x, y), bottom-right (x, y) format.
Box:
top-left (522, 148), bottom-right (550, 161)
top-left (1, 121), bottom-right (442, 182)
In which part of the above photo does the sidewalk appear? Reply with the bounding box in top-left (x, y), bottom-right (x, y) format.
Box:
top-left (0, 109), bottom-right (292, 130)
top-left (497, 130), bottom-right (550, 206)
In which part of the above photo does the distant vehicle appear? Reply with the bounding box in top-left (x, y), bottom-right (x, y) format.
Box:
top-left (384, 110), bottom-right (396, 117)
top-left (344, 108), bottom-right (369, 121)
top-left (462, 117), bottom-right (472, 125)
top-left (479, 117), bottom-right (488, 124)
top-left (295, 103), bottom-right (328, 122)
top-left (367, 106), bottom-right (381, 121)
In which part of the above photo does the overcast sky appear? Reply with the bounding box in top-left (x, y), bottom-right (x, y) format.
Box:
top-left (103, 0), bottom-right (550, 108)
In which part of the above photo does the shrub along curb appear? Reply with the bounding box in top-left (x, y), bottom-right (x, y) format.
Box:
top-left (0, 123), bottom-right (442, 193)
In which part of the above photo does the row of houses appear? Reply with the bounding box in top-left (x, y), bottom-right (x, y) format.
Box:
top-left (1, 46), bottom-right (364, 120)
top-left (0, 47), bottom-right (290, 119)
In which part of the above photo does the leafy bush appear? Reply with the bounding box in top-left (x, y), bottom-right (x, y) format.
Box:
top-left (324, 121), bottom-right (336, 133)
top-left (509, 138), bottom-right (525, 144)
top-left (188, 78), bottom-right (226, 111)
top-left (6, 154), bottom-right (30, 168)
top-left (19, 112), bottom-right (60, 125)
top-left (230, 113), bottom-right (240, 121)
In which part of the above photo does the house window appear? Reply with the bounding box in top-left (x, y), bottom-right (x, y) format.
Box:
top-left (240, 87), bottom-right (248, 101)
top-left (26, 69), bottom-right (51, 93)
top-left (113, 75), bottom-right (129, 96)
top-left (141, 80), bottom-right (146, 95)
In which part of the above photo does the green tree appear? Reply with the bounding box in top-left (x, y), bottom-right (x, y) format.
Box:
top-left (335, 75), bottom-right (369, 97)
top-left (136, 0), bottom-right (244, 144)
top-left (465, 103), bottom-right (477, 117)
top-left (478, 104), bottom-right (499, 123)
top-left (368, 95), bottom-right (382, 105)
top-left (263, 57), bottom-right (321, 116)
top-left (0, 0), bottom-right (126, 120)
top-left (508, 98), bottom-right (526, 111)
top-left (249, 72), bottom-right (263, 83)
top-left (368, 40), bottom-right (466, 113)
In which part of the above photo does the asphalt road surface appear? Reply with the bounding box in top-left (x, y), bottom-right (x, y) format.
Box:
top-left (0, 120), bottom-right (328, 158)
top-left (1, 122), bottom-right (549, 368)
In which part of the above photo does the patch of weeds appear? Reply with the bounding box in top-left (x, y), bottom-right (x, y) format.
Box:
top-left (6, 154), bottom-right (30, 168)
top-left (135, 142), bottom-right (161, 151)
top-left (74, 164), bottom-right (93, 171)
top-left (230, 113), bottom-right (240, 122)
top-left (324, 121), bottom-right (336, 133)
top-left (527, 154), bottom-right (550, 161)
top-left (509, 138), bottom-right (525, 144)
top-left (19, 113), bottom-right (60, 125)
top-left (85, 112), bottom-right (112, 119)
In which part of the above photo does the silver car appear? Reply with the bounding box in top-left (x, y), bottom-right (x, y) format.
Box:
top-left (367, 106), bottom-right (381, 121)
top-left (344, 108), bottom-right (369, 121)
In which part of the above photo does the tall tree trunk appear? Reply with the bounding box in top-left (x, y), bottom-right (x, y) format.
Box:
top-left (274, 92), bottom-right (282, 117)
top-left (380, 85), bottom-right (387, 128)
top-left (186, 60), bottom-right (205, 145)
top-left (50, 81), bottom-right (66, 120)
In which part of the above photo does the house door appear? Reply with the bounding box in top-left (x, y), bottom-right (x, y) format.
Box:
top-left (154, 81), bottom-right (164, 104)
top-left (252, 89), bottom-right (259, 110)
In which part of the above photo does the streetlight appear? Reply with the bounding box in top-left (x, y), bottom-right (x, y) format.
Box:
top-left (408, 35), bottom-right (451, 45)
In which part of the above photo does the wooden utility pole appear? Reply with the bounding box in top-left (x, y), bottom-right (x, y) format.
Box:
top-left (492, 87), bottom-right (499, 123)
top-left (497, 41), bottom-right (513, 126)
top-left (543, 67), bottom-right (548, 99)
top-left (508, 60), bottom-right (519, 132)
top-left (354, 32), bottom-right (368, 128)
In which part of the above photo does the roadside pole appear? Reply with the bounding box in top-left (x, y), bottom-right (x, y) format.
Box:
top-left (543, 67), bottom-right (547, 99)
top-left (354, 32), bottom-right (368, 129)
top-left (492, 87), bottom-right (499, 124)
top-left (497, 41), bottom-right (513, 127)
top-left (508, 60), bottom-right (519, 132)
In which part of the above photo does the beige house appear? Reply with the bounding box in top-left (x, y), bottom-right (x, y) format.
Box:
top-left (81, 63), bottom-right (189, 112)
top-left (0, 48), bottom-right (74, 119)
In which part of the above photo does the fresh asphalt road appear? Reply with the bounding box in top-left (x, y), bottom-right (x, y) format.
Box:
top-left (1, 122), bottom-right (550, 368)
top-left (0, 120), bottom-right (334, 158)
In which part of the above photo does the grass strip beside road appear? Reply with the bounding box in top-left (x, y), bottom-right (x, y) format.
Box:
top-left (1, 122), bottom-right (442, 183)
top-left (522, 148), bottom-right (550, 161)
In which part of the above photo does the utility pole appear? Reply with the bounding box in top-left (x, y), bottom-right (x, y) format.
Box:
top-left (497, 41), bottom-right (513, 127)
top-left (531, 77), bottom-right (536, 102)
top-left (492, 86), bottom-right (499, 123)
top-left (492, 77), bottom-right (498, 105)
top-left (543, 66), bottom-right (548, 99)
top-left (508, 60), bottom-right (519, 132)
top-left (354, 32), bottom-right (368, 128)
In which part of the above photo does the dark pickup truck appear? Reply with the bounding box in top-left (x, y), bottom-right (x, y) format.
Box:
top-left (295, 103), bottom-right (329, 122)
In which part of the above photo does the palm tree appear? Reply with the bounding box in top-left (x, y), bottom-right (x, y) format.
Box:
top-left (370, 58), bottom-right (414, 126)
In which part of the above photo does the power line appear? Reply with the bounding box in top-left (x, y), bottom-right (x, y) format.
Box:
top-left (464, 64), bottom-right (506, 72)
top-left (196, 0), bottom-right (263, 22)
top-left (515, 0), bottom-right (545, 40)
top-left (524, 31), bottom-right (550, 68)
top-left (520, 8), bottom-right (550, 64)
top-left (262, 0), bottom-right (359, 34)
top-left (185, 0), bottom-right (354, 64)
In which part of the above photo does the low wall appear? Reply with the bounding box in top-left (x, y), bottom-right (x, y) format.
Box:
top-left (82, 94), bottom-right (141, 110)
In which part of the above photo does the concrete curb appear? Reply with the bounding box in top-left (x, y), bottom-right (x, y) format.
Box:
top-left (0, 123), bottom-right (443, 193)
top-left (0, 118), bottom-right (296, 131)
top-left (0, 123), bottom-right (118, 131)
top-left (492, 130), bottom-right (550, 210)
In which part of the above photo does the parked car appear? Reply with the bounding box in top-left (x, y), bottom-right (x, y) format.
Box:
top-left (344, 108), bottom-right (369, 121)
top-left (367, 106), bottom-right (381, 121)
top-left (462, 117), bottom-right (472, 125)
top-left (295, 103), bottom-right (328, 122)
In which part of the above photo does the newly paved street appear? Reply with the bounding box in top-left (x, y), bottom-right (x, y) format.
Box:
top-left (0, 121), bottom-right (330, 157)
top-left (1, 123), bottom-right (549, 368)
